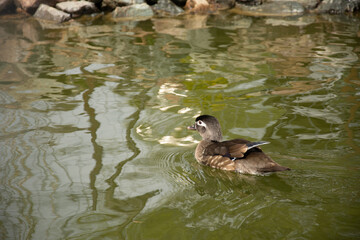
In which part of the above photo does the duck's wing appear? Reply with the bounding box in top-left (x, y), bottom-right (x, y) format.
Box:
top-left (234, 151), bottom-right (290, 175)
top-left (196, 140), bottom-right (250, 171)
top-left (201, 140), bottom-right (289, 174)
top-left (205, 139), bottom-right (270, 159)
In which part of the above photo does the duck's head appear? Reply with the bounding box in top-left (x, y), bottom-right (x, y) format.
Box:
top-left (188, 115), bottom-right (223, 142)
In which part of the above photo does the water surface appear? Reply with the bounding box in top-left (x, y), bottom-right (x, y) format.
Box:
top-left (0, 13), bottom-right (359, 239)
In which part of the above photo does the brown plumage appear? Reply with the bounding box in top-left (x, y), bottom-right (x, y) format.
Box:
top-left (188, 115), bottom-right (290, 175)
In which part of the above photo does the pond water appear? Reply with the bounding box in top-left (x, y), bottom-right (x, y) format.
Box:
top-left (0, 12), bottom-right (359, 239)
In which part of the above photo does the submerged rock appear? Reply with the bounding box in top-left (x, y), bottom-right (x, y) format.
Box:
top-left (56, 1), bottom-right (99, 17)
top-left (112, 3), bottom-right (154, 18)
top-left (232, 1), bottom-right (305, 16)
top-left (34, 4), bottom-right (71, 22)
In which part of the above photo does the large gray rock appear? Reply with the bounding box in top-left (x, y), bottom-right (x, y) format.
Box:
top-left (112, 3), bottom-right (154, 18)
top-left (56, 1), bottom-right (98, 17)
top-left (315, 0), bottom-right (360, 13)
top-left (34, 4), bottom-right (71, 22)
top-left (117, 0), bottom-right (145, 5)
top-left (233, 1), bottom-right (305, 16)
top-left (101, 0), bottom-right (145, 11)
top-left (14, 0), bottom-right (65, 14)
top-left (152, 0), bottom-right (184, 16)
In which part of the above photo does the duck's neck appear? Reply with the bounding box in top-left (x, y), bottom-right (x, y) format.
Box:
top-left (205, 129), bottom-right (222, 142)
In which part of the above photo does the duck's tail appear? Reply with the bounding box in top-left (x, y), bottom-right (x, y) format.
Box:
top-left (246, 141), bottom-right (270, 150)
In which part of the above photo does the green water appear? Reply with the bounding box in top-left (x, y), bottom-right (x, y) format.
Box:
top-left (0, 13), bottom-right (359, 239)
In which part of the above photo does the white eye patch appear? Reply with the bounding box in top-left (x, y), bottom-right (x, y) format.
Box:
top-left (196, 120), bottom-right (206, 127)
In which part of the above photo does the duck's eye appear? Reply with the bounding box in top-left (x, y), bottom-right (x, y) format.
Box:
top-left (197, 120), bottom-right (206, 127)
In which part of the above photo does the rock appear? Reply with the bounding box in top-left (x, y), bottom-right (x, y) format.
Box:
top-left (184, 0), bottom-right (234, 13)
top-left (117, 0), bottom-right (145, 5)
top-left (184, 0), bottom-right (209, 13)
top-left (232, 1), bottom-right (305, 16)
top-left (171, 0), bottom-right (187, 7)
top-left (101, 0), bottom-right (145, 11)
top-left (217, 0), bottom-right (236, 10)
top-left (315, 0), bottom-right (360, 13)
top-left (269, 0), bottom-right (318, 10)
top-left (56, 1), bottom-right (98, 17)
top-left (236, 0), bottom-right (263, 6)
top-left (0, 0), bottom-right (15, 14)
top-left (101, 0), bottom-right (118, 10)
top-left (112, 3), bottom-right (154, 18)
top-left (14, 0), bottom-right (65, 14)
top-left (152, 0), bottom-right (184, 16)
top-left (34, 4), bottom-right (71, 22)
top-left (87, 0), bottom-right (102, 6)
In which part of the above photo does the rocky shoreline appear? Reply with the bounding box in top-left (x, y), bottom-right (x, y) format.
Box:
top-left (0, 0), bottom-right (359, 23)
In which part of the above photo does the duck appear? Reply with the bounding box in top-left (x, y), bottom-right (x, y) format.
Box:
top-left (187, 115), bottom-right (290, 175)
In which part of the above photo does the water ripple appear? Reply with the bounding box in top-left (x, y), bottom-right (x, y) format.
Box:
top-left (157, 150), bottom-right (195, 188)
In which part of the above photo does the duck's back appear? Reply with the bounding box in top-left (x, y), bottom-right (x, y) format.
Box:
top-left (195, 140), bottom-right (237, 171)
top-left (234, 148), bottom-right (290, 175)
top-left (195, 139), bottom-right (290, 175)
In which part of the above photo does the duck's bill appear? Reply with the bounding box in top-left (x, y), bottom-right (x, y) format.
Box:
top-left (187, 124), bottom-right (196, 130)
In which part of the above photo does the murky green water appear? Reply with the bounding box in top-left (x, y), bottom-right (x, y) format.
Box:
top-left (0, 12), bottom-right (359, 239)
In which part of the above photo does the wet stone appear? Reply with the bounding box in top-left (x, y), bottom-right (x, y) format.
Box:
top-left (152, 0), bottom-right (184, 16)
top-left (112, 3), bottom-right (154, 18)
top-left (233, 1), bottom-right (305, 16)
top-left (14, 0), bottom-right (63, 14)
top-left (115, 0), bottom-right (145, 6)
top-left (315, 0), bottom-right (360, 14)
top-left (270, 0), bottom-right (318, 10)
top-left (34, 4), bottom-right (71, 22)
top-left (56, 1), bottom-right (99, 16)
